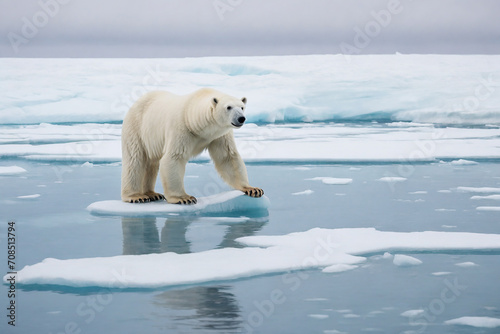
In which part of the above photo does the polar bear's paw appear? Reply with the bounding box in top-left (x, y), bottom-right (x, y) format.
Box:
top-left (168, 195), bottom-right (198, 205)
top-left (242, 187), bottom-right (264, 198)
top-left (125, 194), bottom-right (152, 203)
top-left (145, 191), bottom-right (165, 202)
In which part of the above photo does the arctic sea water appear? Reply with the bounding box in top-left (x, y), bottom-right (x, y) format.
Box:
top-left (1, 55), bottom-right (500, 333)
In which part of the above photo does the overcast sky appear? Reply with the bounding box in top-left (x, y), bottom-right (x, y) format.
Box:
top-left (1, 0), bottom-right (499, 58)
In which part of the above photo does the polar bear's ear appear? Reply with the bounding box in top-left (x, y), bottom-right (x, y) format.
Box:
top-left (241, 97), bottom-right (247, 104)
top-left (212, 97), bottom-right (219, 106)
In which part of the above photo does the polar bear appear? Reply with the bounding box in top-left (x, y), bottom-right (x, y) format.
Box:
top-left (121, 88), bottom-right (264, 204)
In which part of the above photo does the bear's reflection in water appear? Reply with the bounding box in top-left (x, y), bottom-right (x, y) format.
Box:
top-left (121, 215), bottom-right (268, 332)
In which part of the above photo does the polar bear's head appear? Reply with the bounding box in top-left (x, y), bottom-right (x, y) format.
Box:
top-left (212, 96), bottom-right (247, 129)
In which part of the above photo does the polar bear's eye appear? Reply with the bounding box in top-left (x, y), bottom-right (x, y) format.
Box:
top-left (227, 106), bottom-right (232, 111)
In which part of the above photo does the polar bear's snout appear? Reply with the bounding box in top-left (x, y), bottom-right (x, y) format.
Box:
top-left (231, 111), bottom-right (246, 128)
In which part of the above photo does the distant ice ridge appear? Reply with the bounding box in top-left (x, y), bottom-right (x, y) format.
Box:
top-left (7, 228), bottom-right (500, 289)
top-left (1, 55), bottom-right (500, 125)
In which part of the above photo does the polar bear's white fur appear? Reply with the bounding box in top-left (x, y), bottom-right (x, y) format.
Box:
top-left (121, 88), bottom-right (264, 204)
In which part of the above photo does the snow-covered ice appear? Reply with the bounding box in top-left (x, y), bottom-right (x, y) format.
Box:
top-left (444, 316), bottom-right (500, 328)
top-left (0, 165), bottom-right (27, 176)
top-left (8, 228), bottom-right (500, 288)
top-left (2, 55), bottom-right (500, 125)
top-left (2, 123), bottom-right (500, 163)
top-left (87, 191), bottom-right (270, 217)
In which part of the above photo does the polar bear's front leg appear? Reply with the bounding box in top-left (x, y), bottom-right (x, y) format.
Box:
top-left (208, 133), bottom-right (264, 198)
top-left (159, 154), bottom-right (197, 205)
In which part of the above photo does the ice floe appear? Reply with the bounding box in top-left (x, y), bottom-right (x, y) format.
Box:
top-left (0, 166), bottom-right (27, 176)
top-left (444, 316), bottom-right (500, 328)
top-left (87, 191), bottom-right (270, 217)
top-left (7, 228), bottom-right (500, 289)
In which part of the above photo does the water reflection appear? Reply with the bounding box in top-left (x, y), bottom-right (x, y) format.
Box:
top-left (121, 214), bottom-right (268, 332)
top-left (153, 286), bottom-right (241, 332)
top-left (121, 216), bottom-right (268, 255)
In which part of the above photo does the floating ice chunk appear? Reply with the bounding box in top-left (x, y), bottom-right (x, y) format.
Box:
top-left (322, 264), bottom-right (358, 273)
top-left (409, 191), bottom-right (427, 194)
top-left (9, 228), bottom-right (500, 289)
top-left (81, 162), bottom-right (94, 168)
top-left (441, 225), bottom-right (457, 228)
top-left (432, 272), bottom-right (452, 276)
top-left (378, 177), bottom-right (407, 182)
top-left (17, 194), bottom-right (41, 199)
top-left (450, 159), bottom-right (478, 165)
top-left (457, 187), bottom-right (500, 193)
top-left (323, 330), bottom-right (346, 334)
top-left (305, 298), bottom-right (328, 302)
top-left (343, 314), bottom-right (360, 318)
top-left (382, 252), bottom-right (393, 259)
top-left (294, 167), bottom-right (311, 171)
top-left (307, 177), bottom-right (353, 185)
top-left (401, 309), bottom-right (425, 317)
top-left (471, 195), bottom-right (500, 200)
top-left (436, 209), bottom-right (456, 212)
top-left (308, 314), bottom-right (329, 319)
top-left (438, 190), bottom-right (452, 193)
top-left (292, 189), bottom-right (314, 196)
top-left (0, 166), bottom-right (27, 176)
top-left (393, 254), bottom-right (423, 267)
top-left (444, 316), bottom-right (500, 328)
top-left (455, 262), bottom-right (477, 267)
top-left (87, 191), bottom-right (270, 217)
top-left (476, 206), bottom-right (500, 211)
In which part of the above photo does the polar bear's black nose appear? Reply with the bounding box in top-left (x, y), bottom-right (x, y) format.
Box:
top-left (238, 116), bottom-right (246, 124)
